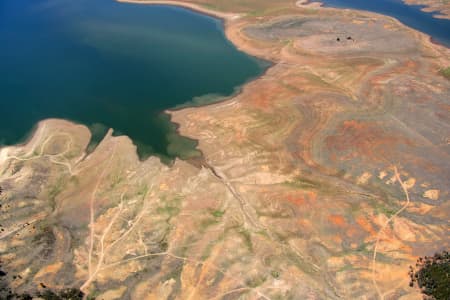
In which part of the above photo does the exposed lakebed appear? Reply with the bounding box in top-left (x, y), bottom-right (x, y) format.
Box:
top-left (0, 0), bottom-right (267, 161)
top-left (321, 0), bottom-right (450, 47)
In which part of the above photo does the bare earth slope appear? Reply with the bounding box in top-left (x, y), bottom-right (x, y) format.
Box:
top-left (1, 1), bottom-right (449, 299)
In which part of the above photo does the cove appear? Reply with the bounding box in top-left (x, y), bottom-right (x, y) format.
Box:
top-left (0, 0), bottom-right (267, 161)
top-left (321, 0), bottom-right (450, 47)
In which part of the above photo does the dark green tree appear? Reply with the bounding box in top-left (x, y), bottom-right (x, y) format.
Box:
top-left (409, 250), bottom-right (450, 300)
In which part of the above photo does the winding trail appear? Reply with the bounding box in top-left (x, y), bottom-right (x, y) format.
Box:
top-left (87, 141), bottom-right (117, 277)
top-left (80, 200), bottom-right (123, 292)
top-left (371, 166), bottom-right (411, 299)
top-left (0, 132), bottom-right (79, 240)
top-left (1, 133), bottom-right (77, 176)
top-left (98, 250), bottom-right (273, 300)
top-left (0, 212), bottom-right (46, 240)
top-left (81, 187), bottom-right (151, 294)
top-left (203, 161), bottom-right (261, 229)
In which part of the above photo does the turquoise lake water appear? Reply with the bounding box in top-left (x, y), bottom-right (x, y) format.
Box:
top-left (0, 0), bottom-right (266, 161)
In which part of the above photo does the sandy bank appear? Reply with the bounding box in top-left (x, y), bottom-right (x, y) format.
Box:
top-left (116, 0), bottom-right (241, 20)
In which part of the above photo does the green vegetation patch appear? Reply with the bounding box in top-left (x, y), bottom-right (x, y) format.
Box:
top-left (284, 177), bottom-right (319, 189)
top-left (199, 217), bottom-right (219, 229)
top-left (157, 194), bottom-right (183, 219)
top-left (137, 184), bottom-right (149, 197)
top-left (239, 229), bottom-right (253, 252)
top-left (211, 209), bottom-right (225, 218)
top-left (246, 274), bottom-right (267, 288)
top-left (374, 204), bottom-right (397, 217)
top-left (440, 67), bottom-right (450, 79)
top-left (270, 270), bottom-right (281, 278)
top-left (109, 172), bottom-right (124, 190)
top-left (409, 250), bottom-right (450, 300)
top-left (157, 205), bottom-right (180, 216)
top-left (47, 177), bottom-right (66, 209)
top-left (198, 209), bottom-right (226, 231)
top-left (285, 250), bottom-right (317, 275)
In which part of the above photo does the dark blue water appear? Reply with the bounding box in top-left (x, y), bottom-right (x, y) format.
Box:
top-left (321, 0), bottom-right (450, 47)
top-left (0, 0), bottom-right (266, 161)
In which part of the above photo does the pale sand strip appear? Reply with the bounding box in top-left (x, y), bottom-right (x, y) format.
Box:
top-left (116, 0), bottom-right (242, 20)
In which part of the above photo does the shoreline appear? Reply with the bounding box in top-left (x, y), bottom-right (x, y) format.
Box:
top-left (403, 0), bottom-right (450, 20)
top-left (310, 0), bottom-right (450, 49)
top-left (116, 0), bottom-right (239, 21)
top-left (1, 1), bottom-right (449, 298)
top-left (0, 120), bottom-right (51, 156)
top-left (167, 58), bottom-right (272, 112)
top-left (0, 1), bottom-right (267, 164)
top-left (116, 0), bottom-right (278, 163)
top-left (3, 0), bottom-right (449, 162)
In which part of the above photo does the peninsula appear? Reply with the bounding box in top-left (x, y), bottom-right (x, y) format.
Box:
top-left (0, 0), bottom-right (449, 299)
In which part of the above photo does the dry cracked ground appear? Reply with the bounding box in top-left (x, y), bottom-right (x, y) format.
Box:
top-left (0, 1), bottom-right (449, 299)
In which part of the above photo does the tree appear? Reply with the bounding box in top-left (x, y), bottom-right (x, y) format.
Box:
top-left (409, 250), bottom-right (450, 300)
